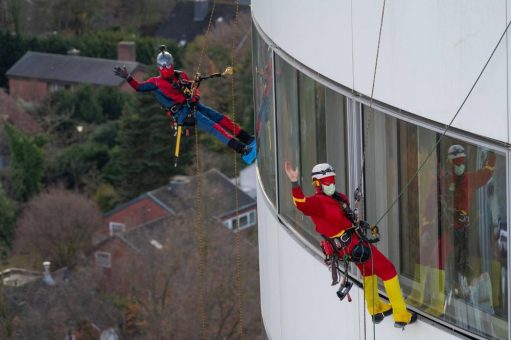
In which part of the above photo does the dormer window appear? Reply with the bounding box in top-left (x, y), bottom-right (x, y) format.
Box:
top-left (109, 222), bottom-right (126, 236)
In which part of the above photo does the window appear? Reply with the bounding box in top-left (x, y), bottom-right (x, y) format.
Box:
top-left (253, 26), bottom-right (276, 205)
top-left (225, 210), bottom-right (257, 231)
top-left (95, 251), bottom-right (111, 268)
top-left (275, 54), bottom-right (348, 245)
top-left (109, 222), bottom-right (125, 236)
top-left (363, 104), bottom-right (508, 339)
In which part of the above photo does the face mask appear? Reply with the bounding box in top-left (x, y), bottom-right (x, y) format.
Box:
top-left (322, 183), bottom-right (336, 196)
top-left (159, 67), bottom-right (173, 79)
top-left (454, 164), bottom-right (465, 176)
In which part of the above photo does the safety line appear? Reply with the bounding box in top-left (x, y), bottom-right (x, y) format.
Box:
top-left (191, 1), bottom-right (217, 339)
top-left (362, 1), bottom-right (387, 339)
top-left (228, 1), bottom-right (245, 339)
top-left (374, 16), bottom-right (511, 227)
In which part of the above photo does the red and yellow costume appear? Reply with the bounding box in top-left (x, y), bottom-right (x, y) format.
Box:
top-left (407, 151), bottom-right (496, 316)
top-left (291, 183), bottom-right (414, 324)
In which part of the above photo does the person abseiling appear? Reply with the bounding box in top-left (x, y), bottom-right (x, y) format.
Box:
top-left (113, 45), bottom-right (256, 165)
top-left (284, 161), bottom-right (417, 328)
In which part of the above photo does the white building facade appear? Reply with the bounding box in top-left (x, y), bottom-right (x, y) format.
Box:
top-left (253, 1), bottom-right (510, 339)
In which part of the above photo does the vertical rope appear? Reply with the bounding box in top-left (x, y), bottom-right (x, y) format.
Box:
top-left (191, 2), bottom-right (217, 339)
top-left (364, 1), bottom-right (387, 339)
top-left (228, 1), bottom-right (245, 339)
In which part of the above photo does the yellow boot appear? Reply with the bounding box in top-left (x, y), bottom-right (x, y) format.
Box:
top-left (384, 276), bottom-right (417, 328)
top-left (406, 264), bottom-right (428, 307)
top-left (424, 268), bottom-right (445, 317)
top-left (363, 275), bottom-right (392, 324)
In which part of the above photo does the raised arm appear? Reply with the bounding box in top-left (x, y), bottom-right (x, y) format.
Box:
top-left (114, 65), bottom-right (157, 92)
top-left (284, 161), bottom-right (323, 216)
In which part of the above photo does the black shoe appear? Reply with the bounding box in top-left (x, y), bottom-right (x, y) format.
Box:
top-left (394, 312), bottom-right (417, 329)
top-left (372, 308), bottom-right (393, 324)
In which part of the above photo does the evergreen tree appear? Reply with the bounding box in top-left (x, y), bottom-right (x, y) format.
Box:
top-left (4, 124), bottom-right (45, 201)
top-left (112, 94), bottom-right (192, 199)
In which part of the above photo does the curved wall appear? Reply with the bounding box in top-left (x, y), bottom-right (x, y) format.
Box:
top-left (252, 0), bottom-right (511, 144)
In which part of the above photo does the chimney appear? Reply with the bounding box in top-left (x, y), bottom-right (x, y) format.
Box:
top-left (67, 48), bottom-right (80, 56)
top-left (117, 41), bottom-right (136, 62)
top-left (42, 261), bottom-right (55, 286)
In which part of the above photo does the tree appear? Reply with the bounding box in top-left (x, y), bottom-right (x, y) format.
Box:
top-left (0, 184), bottom-right (16, 256)
top-left (13, 188), bottom-right (102, 269)
top-left (4, 124), bottom-right (45, 202)
top-left (108, 215), bottom-right (261, 339)
top-left (109, 94), bottom-right (192, 199)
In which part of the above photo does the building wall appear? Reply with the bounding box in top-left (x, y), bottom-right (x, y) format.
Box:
top-left (101, 197), bottom-right (170, 238)
top-left (9, 77), bottom-right (48, 102)
top-left (252, 0), bottom-right (511, 144)
top-left (93, 238), bottom-right (134, 293)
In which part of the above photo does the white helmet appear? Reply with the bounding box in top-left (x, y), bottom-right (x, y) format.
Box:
top-left (311, 163), bottom-right (336, 180)
top-left (157, 45), bottom-right (174, 68)
top-left (447, 144), bottom-right (466, 160)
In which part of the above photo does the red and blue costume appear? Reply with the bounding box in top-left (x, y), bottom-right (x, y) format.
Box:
top-left (126, 71), bottom-right (255, 158)
top-left (114, 46), bottom-right (256, 164)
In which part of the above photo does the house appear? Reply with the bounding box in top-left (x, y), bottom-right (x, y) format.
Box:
top-left (99, 193), bottom-right (174, 242)
top-left (2, 262), bottom-right (122, 339)
top-left (93, 168), bottom-right (258, 288)
top-left (149, 168), bottom-right (257, 232)
top-left (155, 0), bottom-right (250, 46)
top-left (6, 41), bottom-right (146, 103)
top-left (99, 168), bottom-right (257, 241)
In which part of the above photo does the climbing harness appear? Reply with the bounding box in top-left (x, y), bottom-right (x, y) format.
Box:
top-left (169, 66), bottom-right (234, 167)
top-left (319, 191), bottom-right (380, 303)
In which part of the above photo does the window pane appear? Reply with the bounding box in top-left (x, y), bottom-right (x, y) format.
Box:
top-left (253, 27), bottom-right (276, 205)
top-left (276, 54), bottom-right (347, 245)
top-left (363, 104), bottom-right (508, 339)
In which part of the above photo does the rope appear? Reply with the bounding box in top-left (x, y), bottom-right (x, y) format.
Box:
top-left (190, 2), bottom-right (217, 339)
top-left (228, 1), bottom-right (245, 339)
top-left (361, 1), bottom-right (387, 339)
top-left (374, 16), bottom-right (511, 227)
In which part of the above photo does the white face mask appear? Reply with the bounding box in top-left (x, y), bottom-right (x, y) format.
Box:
top-left (322, 183), bottom-right (336, 196)
top-left (454, 164), bottom-right (465, 176)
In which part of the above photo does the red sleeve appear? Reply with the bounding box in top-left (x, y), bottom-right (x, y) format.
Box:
top-left (128, 77), bottom-right (158, 92)
top-left (292, 186), bottom-right (323, 216)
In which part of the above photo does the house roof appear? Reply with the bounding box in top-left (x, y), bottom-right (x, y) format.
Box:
top-left (155, 2), bottom-right (250, 43)
top-left (6, 51), bottom-right (144, 86)
top-left (149, 168), bottom-right (255, 220)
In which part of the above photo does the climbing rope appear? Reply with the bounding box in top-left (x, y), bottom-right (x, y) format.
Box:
top-left (190, 1), bottom-right (217, 339)
top-left (228, 1), bottom-right (245, 339)
top-left (359, 1), bottom-right (387, 339)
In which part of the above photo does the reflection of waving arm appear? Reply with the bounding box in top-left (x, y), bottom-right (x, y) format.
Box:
top-left (472, 151), bottom-right (497, 188)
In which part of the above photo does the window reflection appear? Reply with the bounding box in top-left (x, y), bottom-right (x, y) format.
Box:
top-left (363, 105), bottom-right (508, 340)
top-left (275, 55), bottom-right (347, 245)
top-left (253, 26), bottom-right (276, 204)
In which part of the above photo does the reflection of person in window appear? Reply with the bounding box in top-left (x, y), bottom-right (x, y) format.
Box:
top-left (284, 161), bottom-right (417, 328)
top-left (446, 145), bottom-right (496, 285)
top-left (408, 144), bottom-right (496, 316)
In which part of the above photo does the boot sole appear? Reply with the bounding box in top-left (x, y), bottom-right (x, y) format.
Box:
top-left (394, 312), bottom-right (418, 329)
top-left (372, 309), bottom-right (393, 324)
